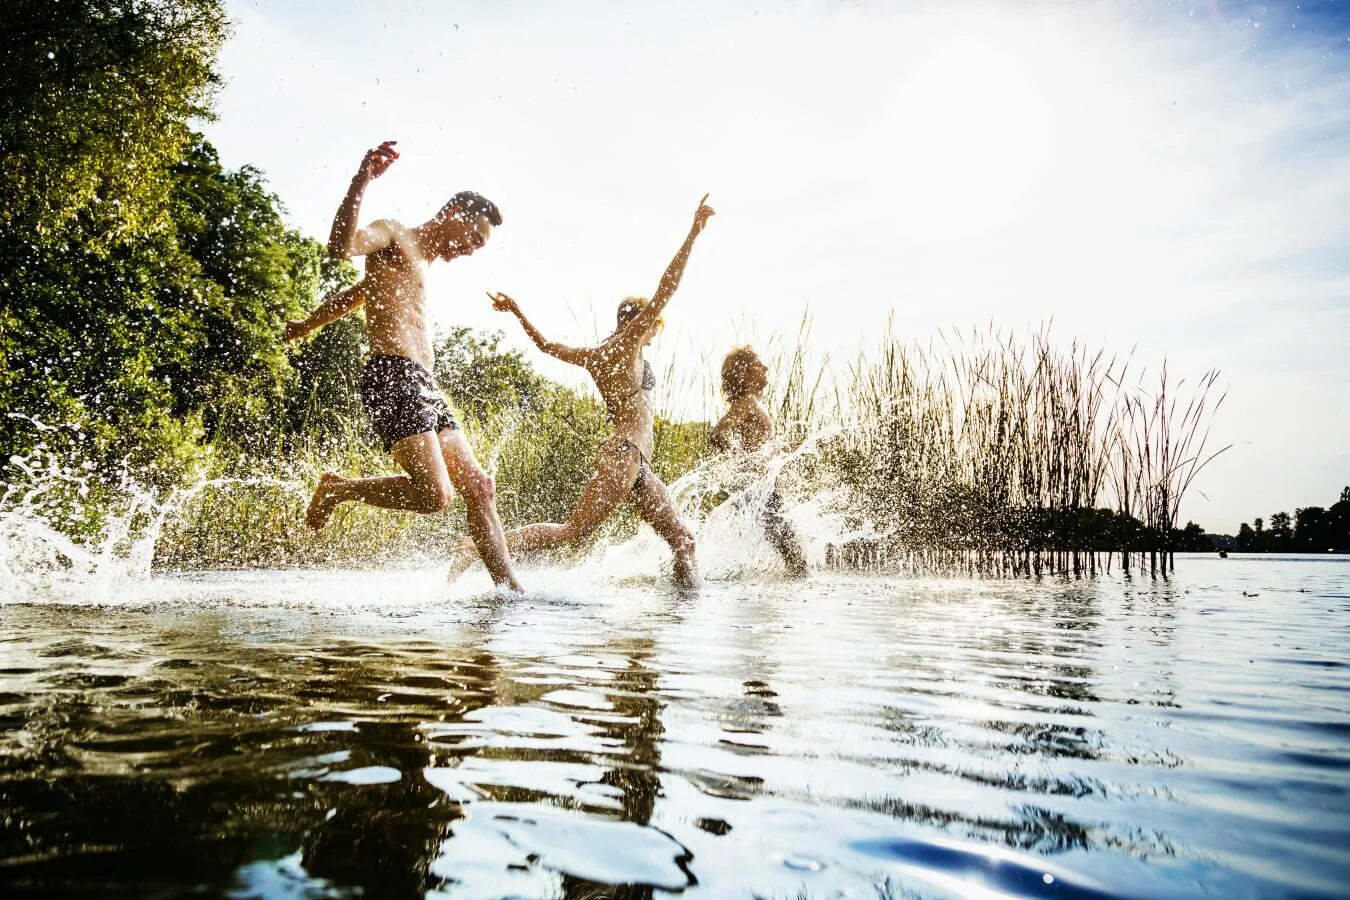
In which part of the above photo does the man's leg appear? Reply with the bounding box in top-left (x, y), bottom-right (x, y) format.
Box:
top-left (305, 432), bottom-right (452, 531)
top-left (763, 488), bottom-right (809, 578)
top-left (631, 471), bottom-right (698, 588)
top-left (438, 427), bottom-right (523, 592)
top-left (447, 446), bottom-right (636, 580)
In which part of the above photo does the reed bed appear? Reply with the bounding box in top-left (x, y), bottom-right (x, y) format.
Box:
top-left (800, 324), bottom-right (1227, 576)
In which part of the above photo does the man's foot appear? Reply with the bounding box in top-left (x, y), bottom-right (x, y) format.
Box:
top-left (446, 538), bottom-right (478, 582)
top-left (305, 472), bottom-right (347, 533)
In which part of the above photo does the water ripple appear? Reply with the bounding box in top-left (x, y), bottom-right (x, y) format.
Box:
top-left (1, 555), bottom-right (1347, 897)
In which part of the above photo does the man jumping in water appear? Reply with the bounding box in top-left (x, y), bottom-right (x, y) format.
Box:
top-left (283, 140), bottom-right (522, 593)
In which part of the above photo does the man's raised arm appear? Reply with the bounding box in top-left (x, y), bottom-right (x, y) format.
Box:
top-left (328, 140), bottom-right (399, 259)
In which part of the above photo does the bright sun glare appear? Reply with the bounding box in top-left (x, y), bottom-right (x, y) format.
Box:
top-left (887, 34), bottom-right (1053, 238)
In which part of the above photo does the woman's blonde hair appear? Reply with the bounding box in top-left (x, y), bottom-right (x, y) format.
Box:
top-left (721, 345), bottom-right (761, 401)
top-left (616, 296), bottom-right (663, 332)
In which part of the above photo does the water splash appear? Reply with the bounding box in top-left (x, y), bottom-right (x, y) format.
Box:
top-left (3, 414), bottom-right (876, 603)
top-left (591, 422), bottom-right (879, 581)
top-left (0, 421), bottom-right (302, 604)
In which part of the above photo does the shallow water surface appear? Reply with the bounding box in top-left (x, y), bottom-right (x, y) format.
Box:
top-left (2, 555), bottom-right (1347, 897)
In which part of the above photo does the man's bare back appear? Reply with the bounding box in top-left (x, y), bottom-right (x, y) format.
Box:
top-left (710, 348), bottom-right (774, 452)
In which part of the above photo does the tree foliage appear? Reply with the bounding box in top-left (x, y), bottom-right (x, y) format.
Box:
top-left (1234, 488), bottom-right (1350, 552)
top-left (0, 1), bottom-right (342, 476)
top-left (0, 0), bottom-right (226, 237)
top-left (434, 326), bottom-right (547, 423)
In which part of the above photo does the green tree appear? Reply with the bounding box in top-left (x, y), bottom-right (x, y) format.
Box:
top-left (1236, 522), bottom-right (1255, 551)
top-left (434, 327), bottom-right (546, 423)
top-left (1174, 521), bottom-right (1208, 551)
top-left (1327, 493), bottom-right (1350, 552)
top-left (0, 0), bottom-right (225, 237)
top-left (166, 139), bottom-right (340, 452)
top-left (1, 135), bottom-right (334, 474)
top-left (1294, 506), bottom-right (1328, 552)
top-left (1268, 511), bottom-right (1293, 551)
top-left (1, 1), bottom-right (230, 475)
top-left (288, 314), bottom-right (366, 451)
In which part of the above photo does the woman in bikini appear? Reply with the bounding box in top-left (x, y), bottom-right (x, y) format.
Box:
top-left (448, 195), bottom-right (715, 587)
top-left (708, 345), bottom-right (809, 577)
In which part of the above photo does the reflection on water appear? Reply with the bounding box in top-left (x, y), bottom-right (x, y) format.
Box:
top-left (1, 555), bottom-right (1348, 897)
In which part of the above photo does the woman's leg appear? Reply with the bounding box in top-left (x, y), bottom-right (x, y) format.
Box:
top-left (449, 442), bottom-right (639, 578)
top-left (506, 447), bottom-right (637, 554)
top-left (631, 470), bottom-right (698, 588)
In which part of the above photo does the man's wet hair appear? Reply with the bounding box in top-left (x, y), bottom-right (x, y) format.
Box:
top-left (722, 345), bottom-right (760, 401)
top-left (439, 191), bottom-right (503, 227)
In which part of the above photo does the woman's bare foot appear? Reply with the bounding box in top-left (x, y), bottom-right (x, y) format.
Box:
top-left (446, 537), bottom-right (478, 582)
top-left (305, 472), bottom-right (347, 533)
top-left (672, 552), bottom-right (699, 591)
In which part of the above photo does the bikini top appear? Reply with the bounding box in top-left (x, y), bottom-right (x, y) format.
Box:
top-left (619, 360), bottom-right (656, 404)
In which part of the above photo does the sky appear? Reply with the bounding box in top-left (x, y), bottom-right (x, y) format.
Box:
top-left (200, 0), bottom-right (1350, 532)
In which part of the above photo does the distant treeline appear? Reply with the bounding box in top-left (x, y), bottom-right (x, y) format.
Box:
top-left (1224, 488), bottom-right (1350, 553)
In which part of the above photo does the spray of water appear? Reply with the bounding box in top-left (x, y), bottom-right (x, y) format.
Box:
top-left (589, 422), bottom-right (878, 581)
top-left (1, 412), bottom-right (872, 605)
top-left (1, 417), bottom-right (307, 604)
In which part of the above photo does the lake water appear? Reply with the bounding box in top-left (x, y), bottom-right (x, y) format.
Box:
top-left (1, 554), bottom-right (1347, 898)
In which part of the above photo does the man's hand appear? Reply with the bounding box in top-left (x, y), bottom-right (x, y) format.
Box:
top-left (283, 320), bottom-right (310, 343)
top-left (356, 140), bottom-right (399, 183)
top-left (690, 193), bottom-right (716, 236)
top-left (487, 291), bottom-right (520, 315)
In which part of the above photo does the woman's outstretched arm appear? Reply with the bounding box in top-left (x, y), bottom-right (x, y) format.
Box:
top-left (621, 195), bottom-right (716, 341)
top-left (489, 292), bottom-right (590, 366)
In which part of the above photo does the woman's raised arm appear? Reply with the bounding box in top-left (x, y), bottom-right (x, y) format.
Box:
top-left (620, 195), bottom-right (716, 341)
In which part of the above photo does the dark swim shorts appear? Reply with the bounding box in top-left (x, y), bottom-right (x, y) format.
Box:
top-left (360, 354), bottom-right (459, 452)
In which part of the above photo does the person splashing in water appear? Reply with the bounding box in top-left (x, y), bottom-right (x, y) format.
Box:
top-left (709, 346), bottom-right (809, 577)
top-left (448, 195), bottom-right (716, 589)
top-left (283, 140), bottom-right (522, 593)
